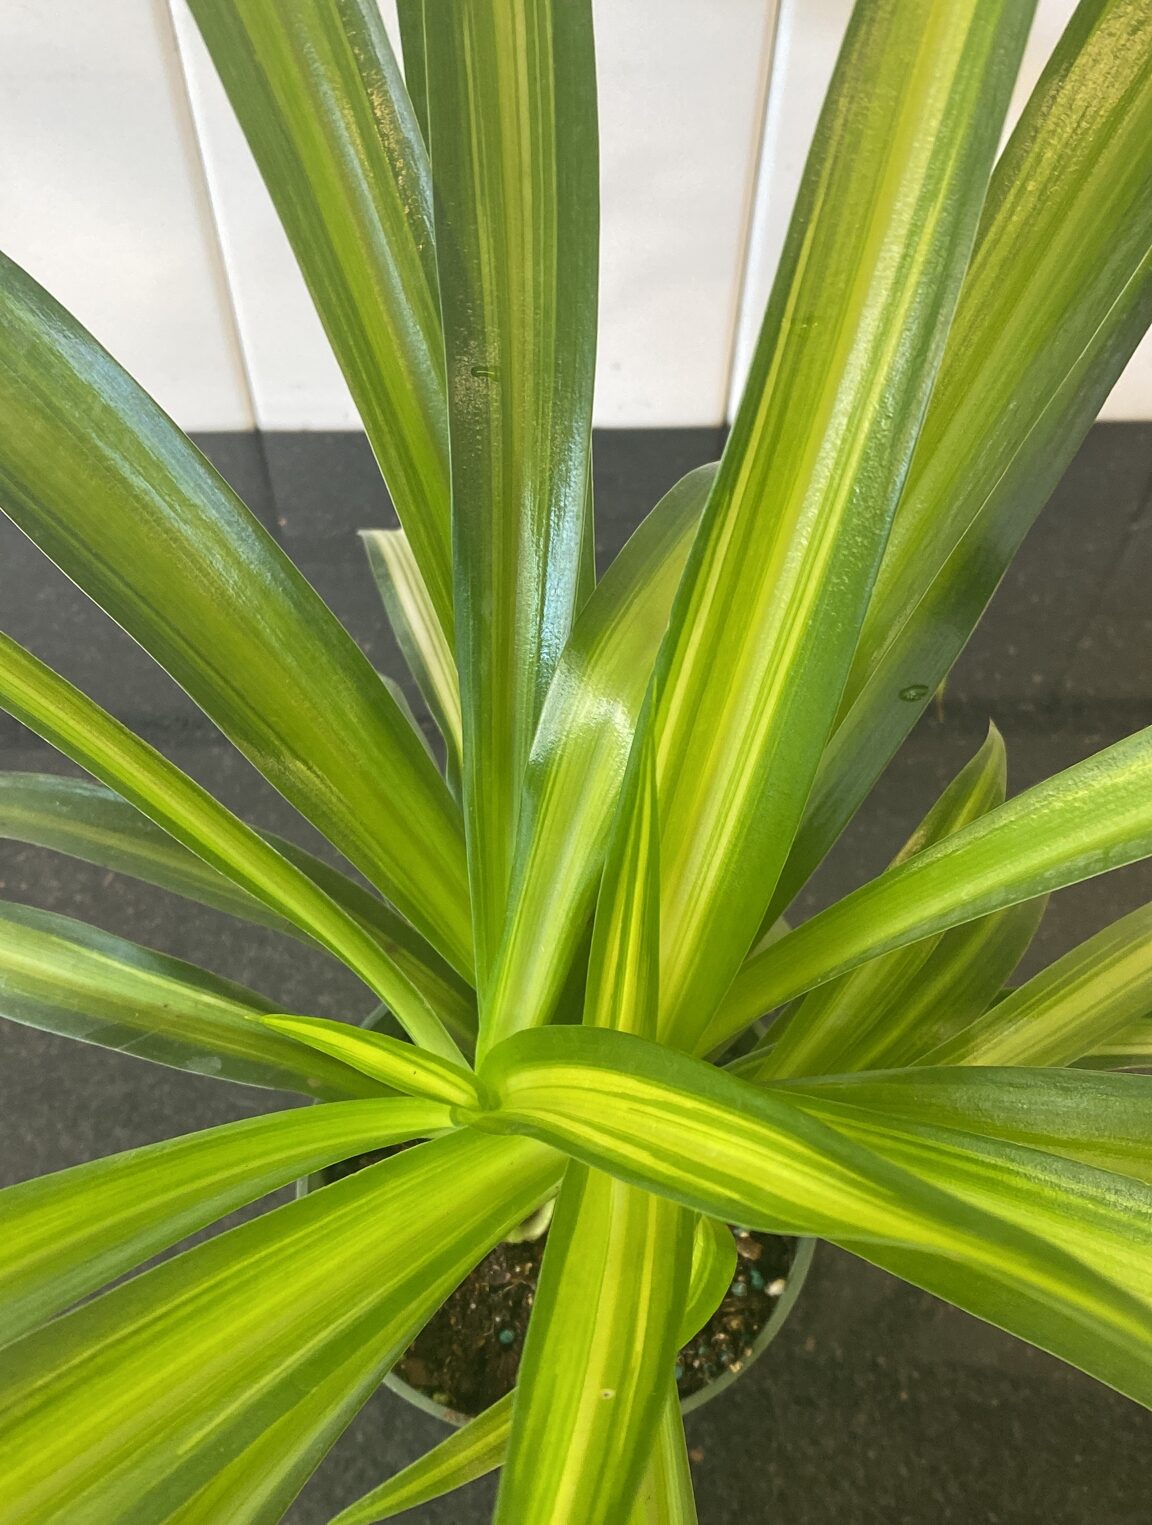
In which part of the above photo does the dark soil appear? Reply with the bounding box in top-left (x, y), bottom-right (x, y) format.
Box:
top-left (321, 1146), bottom-right (796, 1419)
top-left (677, 1228), bottom-right (795, 1399)
top-left (397, 1233), bottom-right (548, 1416)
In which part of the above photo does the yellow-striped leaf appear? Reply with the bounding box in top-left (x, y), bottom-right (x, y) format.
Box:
top-left (1075, 1016), bottom-right (1152, 1071)
top-left (920, 901), bottom-right (1152, 1067)
top-left (327, 1214), bottom-right (729, 1524)
top-left (840, 895), bottom-right (1045, 1072)
top-left (773, 1067), bottom-right (1152, 1185)
top-left (0, 771), bottom-right (476, 1044)
top-left (0, 256), bottom-right (471, 975)
top-left (771, 0), bottom-right (1152, 917)
top-left (360, 528), bottom-right (462, 770)
top-left (583, 722), bottom-right (661, 1037)
top-left (426, 0), bottom-right (598, 995)
top-left (0, 1133), bottom-right (558, 1523)
top-left (681, 1215), bottom-right (740, 1346)
top-left (495, 1165), bottom-right (693, 1524)
top-left (484, 465), bottom-right (713, 1052)
top-left (395, 1), bottom-right (430, 149)
top-left (0, 637), bottom-right (462, 1058)
top-left (163, 1339), bottom-right (398, 1525)
top-left (498, 667), bottom-right (684, 1523)
top-left (261, 1014), bottom-right (482, 1108)
top-left (331, 1393), bottom-right (514, 1525)
top-left (621, 0), bottom-right (1036, 1050)
top-left (778, 1095), bottom-right (1152, 1406)
top-left (714, 725), bottom-right (1152, 1051)
top-left (0, 901), bottom-right (384, 1101)
top-left (627, 1389), bottom-right (698, 1525)
top-left (475, 1028), bottom-right (1152, 1408)
top-left (0, 1099), bottom-right (449, 1346)
top-left (756, 726), bottom-right (1009, 1077)
top-left (188, 0), bottom-right (453, 641)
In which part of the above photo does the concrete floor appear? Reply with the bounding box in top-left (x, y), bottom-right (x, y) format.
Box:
top-left (1, 426), bottom-right (1150, 1522)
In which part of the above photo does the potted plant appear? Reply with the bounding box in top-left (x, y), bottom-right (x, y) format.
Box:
top-left (1, 0), bottom-right (1151, 1519)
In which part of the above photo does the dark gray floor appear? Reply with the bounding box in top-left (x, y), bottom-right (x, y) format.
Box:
top-left (1, 425), bottom-right (1151, 1523)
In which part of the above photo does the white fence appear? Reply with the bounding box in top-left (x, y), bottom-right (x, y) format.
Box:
top-left (3, 0), bottom-right (1148, 432)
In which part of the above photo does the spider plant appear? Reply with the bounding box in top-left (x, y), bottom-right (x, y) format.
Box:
top-left (1, 0), bottom-right (1151, 1518)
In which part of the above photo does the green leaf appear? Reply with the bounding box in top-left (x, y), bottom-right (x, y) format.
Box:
top-left (0, 771), bottom-right (297, 935)
top-left (713, 725), bottom-right (1152, 1051)
top-left (0, 772), bottom-right (477, 1045)
top-left (475, 1028), bottom-right (1152, 1408)
top-left (847, 895), bottom-right (1045, 1071)
top-left (360, 529), bottom-right (462, 770)
top-left (492, 655), bottom-right (687, 1521)
top-left (920, 901), bottom-right (1152, 1067)
top-left (395, 1), bottom-right (430, 150)
top-left (484, 464), bottom-right (713, 1052)
top-left (187, 0), bottom-right (453, 641)
top-left (627, 1389), bottom-right (698, 1525)
top-left (773, 1067), bottom-right (1152, 1185)
top-left (264, 842), bottom-right (475, 1048)
top-left (495, 1165), bottom-right (693, 1525)
top-left (474, 1027), bottom-right (1016, 1241)
top-left (738, 900), bottom-right (1045, 1078)
top-left (769, 1085), bottom-right (1152, 1287)
top-left (854, 0), bottom-right (1152, 689)
top-left (165, 1338), bottom-right (397, 1525)
top-left (379, 676), bottom-right (438, 771)
top-left (425, 0), bottom-right (598, 992)
top-left (0, 637), bottom-right (462, 1058)
top-left (0, 255), bottom-right (471, 976)
top-left (492, 684), bottom-right (691, 1520)
top-left (754, 726), bottom-right (1009, 1077)
top-left (329, 1161), bottom-right (734, 1525)
top-left (681, 1215), bottom-right (740, 1346)
top-left (771, 1075), bottom-right (1152, 1294)
top-left (891, 724), bottom-right (1010, 861)
top-left (741, 900), bottom-right (1045, 1081)
top-left (331, 1393), bottom-right (515, 1525)
top-left (775, 1089), bottom-right (1152, 1405)
top-left (261, 1015), bottom-right (481, 1107)
top-left (0, 900), bottom-right (383, 1099)
top-left (583, 720), bottom-right (661, 1037)
top-left (576, 454), bottom-right (599, 608)
top-left (621, 0), bottom-right (1036, 1051)
top-left (1074, 1016), bottom-right (1152, 1071)
top-left (846, 1232), bottom-right (1151, 1416)
top-left (0, 1131), bottom-right (558, 1523)
top-left (771, 0), bottom-right (1152, 916)
top-left (0, 1098), bottom-right (449, 1346)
